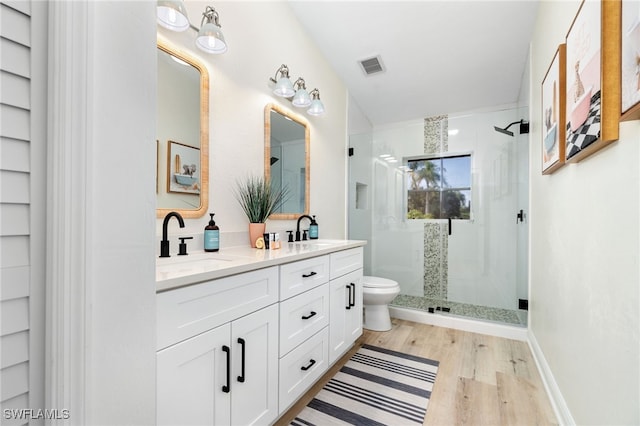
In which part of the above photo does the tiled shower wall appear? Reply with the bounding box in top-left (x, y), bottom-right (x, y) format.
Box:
top-left (422, 115), bottom-right (449, 300)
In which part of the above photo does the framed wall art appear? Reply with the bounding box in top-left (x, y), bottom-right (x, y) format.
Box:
top-left (542, 44), bottom-right (566, 174)
top-left (621, 0), bottom-right (640, 121)
top-left (564, 0), bottom-right (620, 163)
top-left (167, 140), bottom-right (201, 195)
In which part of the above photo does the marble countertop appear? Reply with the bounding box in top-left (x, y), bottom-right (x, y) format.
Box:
top-left (156, 239), bottom-right (367, 292)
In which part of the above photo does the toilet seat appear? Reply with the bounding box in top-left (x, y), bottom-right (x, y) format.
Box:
top-left (363, 276), bottom-right (399, 289)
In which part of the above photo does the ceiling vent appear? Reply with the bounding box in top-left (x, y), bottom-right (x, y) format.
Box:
top-left (359, 55), bottom-right (385, 76)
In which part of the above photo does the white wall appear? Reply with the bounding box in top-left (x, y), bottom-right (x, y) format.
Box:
top-left (529, 2), bottom-right (640, 424)
top-left (157, 1), bottom-right (349, 249)
top-left (46, 1), bottom-right (158, 424)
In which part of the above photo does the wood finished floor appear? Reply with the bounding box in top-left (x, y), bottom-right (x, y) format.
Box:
top-left (276, 318), bottom-right (558, 426)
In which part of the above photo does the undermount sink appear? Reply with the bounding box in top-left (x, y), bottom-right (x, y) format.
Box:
top-left (157, 251), bottom-right (239, 264)
top-left (155, 251), bottom-right (254, 275)
top-left (289, 239), bottom-right (345, 247)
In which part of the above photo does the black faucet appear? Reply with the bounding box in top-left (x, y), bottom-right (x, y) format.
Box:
top-left (160, 211), bottom-right (185, 257)
top-left (295, 214), bottom-right (313, 241)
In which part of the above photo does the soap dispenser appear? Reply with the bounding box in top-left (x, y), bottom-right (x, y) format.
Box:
top-left (309, 215), bottom-right (319, 240)
top-left (204, 213), bottom-right (219, 252)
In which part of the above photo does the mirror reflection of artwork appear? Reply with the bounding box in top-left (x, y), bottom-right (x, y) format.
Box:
top-left (156, 40), bottom-right (209, 217)
top-left (167, 141), bottom-right (200, 195)
top-left (622, 0), bottom-right (640, 120)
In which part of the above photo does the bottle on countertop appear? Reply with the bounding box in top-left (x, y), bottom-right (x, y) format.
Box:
top-left (309, 215), bottom-right (319, 240)
top-left (204, 213), bottom-right (219, 252)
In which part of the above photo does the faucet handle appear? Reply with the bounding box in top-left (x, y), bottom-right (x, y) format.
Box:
top-left (302, 230), bottom-right (308, 241)
top-left (287, 231), bottom-right (294, 242)
top-left (178, 237), bottom-right (193, 256)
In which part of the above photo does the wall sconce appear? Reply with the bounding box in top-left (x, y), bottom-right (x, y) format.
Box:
top-left (157, 1), bottom-right (228, 54)
top-left (269, 64), bottom-right (325, 116)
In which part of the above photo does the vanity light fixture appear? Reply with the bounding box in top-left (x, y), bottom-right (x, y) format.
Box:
top-left (271, 65), bottom-right (296, 97)
top-left (269, 64), bottom-right (325, 116)
top-left (157, 0), bottom-right (190, 31)
top-left (196, 6), bottom-right (227, 54)
top-left (291, 78), bottom-right (311, 108)
top-left (306, 89), bottom-right (325, 116)
top-left (156, 1), bottom-right (227, 54)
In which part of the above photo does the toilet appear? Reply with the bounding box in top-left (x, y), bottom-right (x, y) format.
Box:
top-left (362, 276), bottom-right (401, 332)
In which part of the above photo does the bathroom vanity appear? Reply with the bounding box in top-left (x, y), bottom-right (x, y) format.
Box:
top-left (156, 240), bottom-right (365, 425)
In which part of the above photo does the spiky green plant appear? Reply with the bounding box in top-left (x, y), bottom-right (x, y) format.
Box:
top-left (234, 175), bottom-right (290, 223)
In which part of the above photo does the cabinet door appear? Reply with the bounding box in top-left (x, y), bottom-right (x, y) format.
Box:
top-left (230, 304), bottom-right (279, 426)
top-left (157, 324), bottom-right (231, 426)
top-left (329, 269), bottom-right (363, 364)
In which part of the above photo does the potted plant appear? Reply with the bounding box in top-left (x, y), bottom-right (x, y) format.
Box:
top-left (234, 175), bottom-right (289, 247)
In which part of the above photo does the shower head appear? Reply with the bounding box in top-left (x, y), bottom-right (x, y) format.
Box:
top-left (494, 126), bottom-right (514, 137)
top-left (494, 119), bottom-right (529, 136)
top-left (270, 156), bottom-right (280, 165)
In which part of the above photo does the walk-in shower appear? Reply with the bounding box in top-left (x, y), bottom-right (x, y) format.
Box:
top-left (348, 107), bottom-right (529, 326)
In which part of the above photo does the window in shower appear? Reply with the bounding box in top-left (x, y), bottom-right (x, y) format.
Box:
top-left (406, 154), bottom-right (471, 219)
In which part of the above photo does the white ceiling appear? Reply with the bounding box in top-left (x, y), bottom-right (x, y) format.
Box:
top-left (288, 1), bottom-right (540, 126)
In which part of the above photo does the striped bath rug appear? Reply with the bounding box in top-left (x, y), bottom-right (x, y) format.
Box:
top-left (291, 344), bottom-right (439, 426)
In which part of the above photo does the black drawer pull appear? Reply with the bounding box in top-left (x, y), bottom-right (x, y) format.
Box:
top-left (222, 345), bottom-right (230, 393)
top-left (237, 338), bottom-right (246, 383)
top-left (301, 311), bottom-right (317, 320)
top-left (300, 359), bottom-right (316, 371)
top-left (345, 285), bottom-right (352, 310)
top-left (349, 283), bottom-right (356, 307)
top-left (302, 271), bottom-right (317, 278)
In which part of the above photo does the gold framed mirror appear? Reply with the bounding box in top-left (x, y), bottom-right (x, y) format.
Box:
top-left (156, 39), bottom-right (209, 218)
top-left (264, 103), bottom-right (310, 220)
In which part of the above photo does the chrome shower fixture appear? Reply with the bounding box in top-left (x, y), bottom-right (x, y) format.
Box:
top-left (494, 119), bottom-right (529, 136)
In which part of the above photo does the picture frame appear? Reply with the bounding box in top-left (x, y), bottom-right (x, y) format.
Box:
top-left (167, 140), bottom-right (201, 195)
top-left (621, 0), bottom-right (640, 121)
top-left (564, 0), bottom-right (620, 163)
top-left (541, 44), bottom-right (566, 174)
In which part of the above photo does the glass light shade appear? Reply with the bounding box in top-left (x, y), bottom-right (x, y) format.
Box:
top-left (273, 77), bottom-right (295, 98)
top-left (157, 0), bottom-right (190, 32)
top-left (196, 23), bottom-right (228, 54)
top-left (307, 98), bottom-right (325, 116)
top-left (292, 88), bottom-right (311, 107)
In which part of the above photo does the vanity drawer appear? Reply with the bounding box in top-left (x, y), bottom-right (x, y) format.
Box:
top-left (279, 284), bottom-right (329, 356)
top-left (157, 267), bottom-right (279, 350)
top-left (280, 255), bottom-right (330, 300)
top-left (279, 327), bottom-right (329, 414)
top-left (330, 247), bottom-right (363, 279)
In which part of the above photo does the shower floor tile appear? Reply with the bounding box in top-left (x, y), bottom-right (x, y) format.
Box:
top-left (391, 294), bottom-right (526, 326)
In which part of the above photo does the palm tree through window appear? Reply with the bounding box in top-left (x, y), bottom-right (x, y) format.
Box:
top-left (407, 155), bottom-right (471, 220)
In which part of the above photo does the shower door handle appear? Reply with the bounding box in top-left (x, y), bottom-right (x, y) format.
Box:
top-left (448, 217), bottom-right (452, 236)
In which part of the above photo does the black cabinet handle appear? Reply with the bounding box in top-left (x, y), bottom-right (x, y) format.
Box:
top-left (349, 283), bottom-right (356, 307)
top-left (300, 359), bottom-right (316, 371)
top-left (301, 311), bottom-right (317, 320)
top-left (222, 345), bottom-right (230, 393)
top-left (448, 217), bottom-right (452, 236)
top-left (237, 338), bottom-right (246, 383)
top-left (302, 271), bottom-right (317, 278)
top-left (345, 285), bottom-right (351, 310)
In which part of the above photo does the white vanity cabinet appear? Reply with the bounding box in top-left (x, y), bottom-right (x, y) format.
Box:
top-left (157, 268), bottom-right (279, 426)
top-left (156, 241), bottom-right (366, 425)
top-left (328, 248), bottom-right (364, 364)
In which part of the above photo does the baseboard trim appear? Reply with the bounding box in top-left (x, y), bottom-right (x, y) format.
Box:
top-left (388, 306), bottom-right (528, 341)
top-left (527, 330), bottom-right (575, 426)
